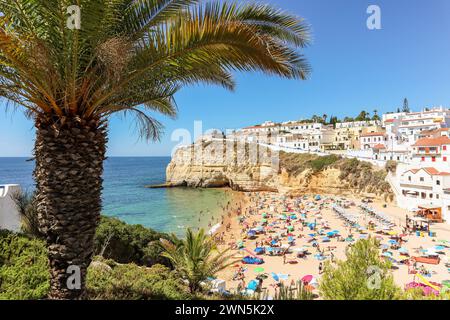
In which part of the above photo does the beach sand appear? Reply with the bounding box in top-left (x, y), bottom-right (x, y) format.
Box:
top-left (212, 191), bottom-right (450, 298)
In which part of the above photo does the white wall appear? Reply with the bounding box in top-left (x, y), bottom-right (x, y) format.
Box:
top-left (0, 184), bottom-right (22, 232)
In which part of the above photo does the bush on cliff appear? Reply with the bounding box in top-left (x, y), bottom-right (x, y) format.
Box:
top-left (94, 216), bottom-right (173, 267)
top-left (0, 230), bottom-right (50, 299)
top-left (87, 258), bottom-right (191, 300)
top-left (0, 230), bottom-right (190, 300)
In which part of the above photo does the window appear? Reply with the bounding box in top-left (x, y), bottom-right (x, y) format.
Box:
top-left (432, 157), bottom-right (436, 162)
top-left (437, 180), bottom-right (441, 185)
top-left (420, 177), bottom-right (424, 182)
top-left (408, 176), bottom-right (411, 181)
top-left (421, 157), bottom-right (425, 162)
top-left (421, 192), bottom-right (426, 199)
top-left (429, 194), bottom-right (433, 199)
top-left (437, 194), bottom-right (440, 199)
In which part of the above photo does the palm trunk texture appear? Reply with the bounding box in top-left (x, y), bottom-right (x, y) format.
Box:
top-left (34, 116), bottom-right (107, 299)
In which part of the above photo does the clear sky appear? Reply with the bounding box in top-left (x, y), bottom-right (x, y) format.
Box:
top-left (1, 0), bottom-right (450, 157)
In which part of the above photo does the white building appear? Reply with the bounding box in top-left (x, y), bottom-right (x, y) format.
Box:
top-left (397, 167), bottom-right (450, 223)
top-left (383, 106), bottom-right (450, 147)
top-left (336, 120), bottom-right (380, 129)
top-left (276, 133), bottom-right (321, 151)
top-left (410, 135), bottom-right (450, 171)
top-left (360, 132), bottom-right (386, 150)
top-left (0, 184), bottom-right (21, 232)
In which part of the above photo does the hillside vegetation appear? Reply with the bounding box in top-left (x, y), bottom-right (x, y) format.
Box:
top-left (280, 152), bottom-right (393, 200)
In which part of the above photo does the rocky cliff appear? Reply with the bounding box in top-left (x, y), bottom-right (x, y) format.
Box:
top-left (165, 140), bottom-right (394, 200)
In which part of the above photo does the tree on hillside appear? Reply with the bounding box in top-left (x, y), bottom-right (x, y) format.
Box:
top-left (329, 115), bottom-right (339, 128)
top-left (343, 116), bottom-right (354, 122)
top-left (0, 0), bottom-right (311, 299)
top-left (355, 110), bottom-right (370, 121)
top-left (160, 229), bottom-right (235, 293)
top-left (372, 109), bottom-right (380, 121)
top-left (402, 98), bottom-right (410, 113)
top-left (319, 238), bottom-right (402, 300)
top-left (311, 115), bottom-right (323, 123)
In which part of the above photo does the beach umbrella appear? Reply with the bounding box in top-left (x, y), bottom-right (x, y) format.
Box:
top-left (382, 251), bottom-right (393, 257)
top-left (256, 273), bottom-right (268, 280)
top-left (359, 234), bottom-right (368, 239)
top-left (321, 237), bottom-right (330, 242)
top-left (278, 274), bottom-right (289, 280)
top-left (326, 232), bottom-right (335, 237)
top-left (301, 275), bottom-right (314, 284)
top-left (254, 267), bottom-right (265, 273)
top-left (424, 248), bottom-right (438, 256)
top-left (399, 247), bottom-right (409, 254)
top-left (247, 280), bottom-right (259, 291)
top-left (271, 272), bottom-right (280, 282)
top-left (388, 240), bottom-right (398, 245)
top-left (434, 245), bottom-right (446, 251)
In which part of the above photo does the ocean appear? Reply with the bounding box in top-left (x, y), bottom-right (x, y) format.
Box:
top-left (0, 157), bottom-right (230, 236)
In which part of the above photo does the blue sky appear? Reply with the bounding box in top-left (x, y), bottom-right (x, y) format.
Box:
top-left (1, 0), bottom-right (450, 156)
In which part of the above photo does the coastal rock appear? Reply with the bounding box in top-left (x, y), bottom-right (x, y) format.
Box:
top-left (166, 140), bottom-right (393, 200)
top-left (166, 141), bottom-right (279, 192)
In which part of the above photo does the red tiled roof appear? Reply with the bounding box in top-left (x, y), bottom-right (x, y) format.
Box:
top-left (384, 119), bottom-right (395, 123)
top-left (360, 132), bottom-right (386, 137)
top-left (412, 136), bottom-right (450, 147)
top-left (373, 144), bottom-right (386, 149)
top-left (404, 167), bottom-right (450, 176)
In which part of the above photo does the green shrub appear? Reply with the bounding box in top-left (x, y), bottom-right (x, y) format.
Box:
top-left (86, 259), bottom-right (191, 300)
top-left (309, 155), bottom-right (340, 172)
top-left (11, 191), bottom-right (173, 268)
top-left (319, 238), bottom-right (402, 300)
top-left (94, 216), bottom-right (173, 267)
top-left (0, 230), bottom-right (50, 299)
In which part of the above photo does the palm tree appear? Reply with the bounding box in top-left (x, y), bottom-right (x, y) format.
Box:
top-left (160, 229), bottom-right (235, 293)
top-left (0, 0), bottom-right (311, 299)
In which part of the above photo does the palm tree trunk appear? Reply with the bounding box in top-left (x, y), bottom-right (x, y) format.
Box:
top-left (34, 116), bottom-right (107, 299)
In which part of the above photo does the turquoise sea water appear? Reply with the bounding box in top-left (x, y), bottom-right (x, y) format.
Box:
top-left (0, 157), bottom-right (230, 236)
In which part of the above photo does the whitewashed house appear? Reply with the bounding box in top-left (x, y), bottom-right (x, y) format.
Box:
top-left (410, 136), bottom-right (450, 171)
top-left (397, 167), bottom-right (450, 223)
top-left (360, 132), bottom-right (386, 150)
top-left (0, 184), bottom-right (21, 232)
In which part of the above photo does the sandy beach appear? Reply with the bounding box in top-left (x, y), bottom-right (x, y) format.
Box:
top-left (212, 191), bottom-right (450, 298)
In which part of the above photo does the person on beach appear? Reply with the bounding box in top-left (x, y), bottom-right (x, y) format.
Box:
top-left (319, 262), bottom-right (323, 274)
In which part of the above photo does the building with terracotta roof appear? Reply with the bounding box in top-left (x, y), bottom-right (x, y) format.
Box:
top-left (359, 131), bottom-right (386, 150)
top-left (397, 166), bottom-right (450, 223)
top-left (409, 136), bottom-right (450, 170)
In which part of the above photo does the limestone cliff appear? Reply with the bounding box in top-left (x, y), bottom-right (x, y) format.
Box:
top-left (165, 140), bottom-right (393, 200)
